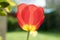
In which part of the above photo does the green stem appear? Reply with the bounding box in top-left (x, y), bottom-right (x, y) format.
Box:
top-left (27, 31), bottom-right (30, 40)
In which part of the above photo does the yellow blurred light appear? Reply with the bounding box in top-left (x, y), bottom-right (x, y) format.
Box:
top-left (5, 7), bottom-right (10, 13)
top-left (6, 0), bottom-right (16, 6)
top-left (0, 36), bottom-right (2, 40)
top-left (9, 2), bottom-right (16, 6)
top-left (0, 5), bottom-right (1, 7)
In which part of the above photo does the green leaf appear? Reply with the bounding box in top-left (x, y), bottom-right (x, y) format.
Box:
top-left (0, 2), bottom-right (9, 8)
top-left (0, 10), bottom-right (7, 16)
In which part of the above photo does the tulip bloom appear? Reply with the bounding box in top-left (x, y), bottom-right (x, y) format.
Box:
top-left (16, 3), bottom-right (44, 32)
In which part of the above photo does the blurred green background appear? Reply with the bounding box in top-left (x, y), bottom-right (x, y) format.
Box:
top-left (0, 0), bottom-right (60, 40)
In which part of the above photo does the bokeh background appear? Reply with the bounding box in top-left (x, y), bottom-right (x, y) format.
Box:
top-left (0, 0), bottom-right (60, 40)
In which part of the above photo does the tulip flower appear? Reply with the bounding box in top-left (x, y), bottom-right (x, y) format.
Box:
top-left (16, 3), bottom-right (45, 40)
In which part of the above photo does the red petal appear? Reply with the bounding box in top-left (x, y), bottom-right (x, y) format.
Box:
top-left (17, 4), bottom-right (27, 26)
top-left (33, 7), bottom-right (44, 30)
top-left (28, 5), bottom-right (38, 24)
top-left (21, 6), bottom-right (30, 24)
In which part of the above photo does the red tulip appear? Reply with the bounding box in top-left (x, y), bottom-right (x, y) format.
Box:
top-left (16, 3), bottom-right (45, 32)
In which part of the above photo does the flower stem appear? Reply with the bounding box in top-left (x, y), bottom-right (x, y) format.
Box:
top-left (27, 31), bottom-right (30, 40)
